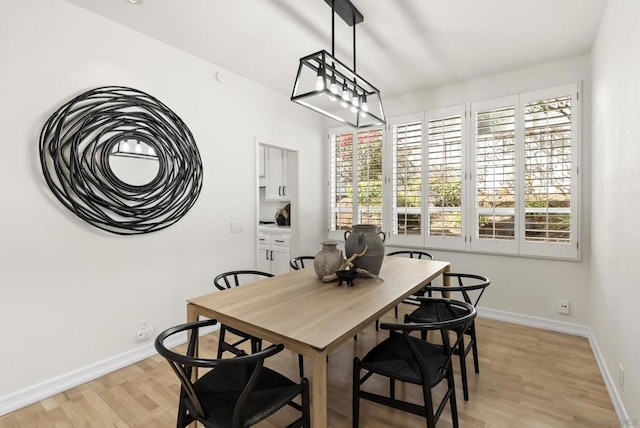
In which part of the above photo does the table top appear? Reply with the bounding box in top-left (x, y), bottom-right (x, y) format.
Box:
top-left (188, 257), bottom-right (449, 354)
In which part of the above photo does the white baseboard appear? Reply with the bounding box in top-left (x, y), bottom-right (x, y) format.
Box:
top-left (0, 325), bottom-right (217, 417)
top-left (478, 307), bottom-right (629, 426)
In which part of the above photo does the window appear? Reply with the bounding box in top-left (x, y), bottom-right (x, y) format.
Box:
top-left (328, 127), bottom-right (383, 236)
top-left (426, 106), bottom-right (465, 250)
top-left (389, 114), bottom-right (423, 246)
top-left (328, 83), bottom-right (579, 259)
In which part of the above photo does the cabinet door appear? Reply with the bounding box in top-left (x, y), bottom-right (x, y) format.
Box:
top-left (258, 244), bottom-right (271, 273)
top-left (265, 147), bottom-right (284, 200)
top-left (270, 245), bottom-right (291, 275)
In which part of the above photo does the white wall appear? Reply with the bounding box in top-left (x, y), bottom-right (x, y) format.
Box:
top-left (0, 0), bottom-right (324, 400)
top-left (591, 0), bottom-right (640, 421)
top-left (382, 55), bottom-right (593, 324)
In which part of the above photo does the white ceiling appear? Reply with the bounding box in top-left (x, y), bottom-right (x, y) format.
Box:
top-left (65, 0), bottom-right (608, 98)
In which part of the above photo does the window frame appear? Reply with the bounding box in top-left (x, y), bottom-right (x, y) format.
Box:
top-left (327, 83), bottom-right (581, 260)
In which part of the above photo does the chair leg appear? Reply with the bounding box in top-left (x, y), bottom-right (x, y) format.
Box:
top-left (394, 305), bottom-right (398, 319)
top-left (375, 319), bottom-right (379, 330)
top-left (458, 335), bottom-right (469, 401)
top-left (301, 378), bottom-right (311, 428)
top-left (298, 354), bottom-right (304, 378)
top-left (389, 378), bottom-right (395, 399)
top-left (217, 325), bottom-right (227, 359)
top-left (352, 358), bottom-right (360, 428)
top-left (470, 323), bottom-right (480, 373)
top-left (447, 367), bottom-right (460, 428)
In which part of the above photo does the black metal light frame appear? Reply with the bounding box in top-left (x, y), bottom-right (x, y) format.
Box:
top-left (291, 0), bottom-right (386, 128)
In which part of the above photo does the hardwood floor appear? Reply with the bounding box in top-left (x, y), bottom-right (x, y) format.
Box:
top-left (0, 309), bottom-right (618, 427)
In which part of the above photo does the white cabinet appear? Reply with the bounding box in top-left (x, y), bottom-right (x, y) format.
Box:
top-left (265, 146), bottom-right (289, 201)
top-left (258, 228), bottom-right (291, 275)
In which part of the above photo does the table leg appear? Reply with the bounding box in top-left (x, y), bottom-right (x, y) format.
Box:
top-left (443, 264), bottom-right (451, 298)
top-left (310, 350), bottom-right (328, 427)
top-left (186, 303), bottom-right (199, 381)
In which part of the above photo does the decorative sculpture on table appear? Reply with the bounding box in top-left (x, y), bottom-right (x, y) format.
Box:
top-left (39, 86), bottom-right (203, 235)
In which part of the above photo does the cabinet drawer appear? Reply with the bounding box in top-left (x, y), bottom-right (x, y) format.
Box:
top-left (270, 235), bottom-right (290, 247)
top-left (258, 234), bottom-right (270, 245)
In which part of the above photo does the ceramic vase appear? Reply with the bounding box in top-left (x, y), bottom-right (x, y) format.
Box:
top-left (313, 240), bottom-right (342, 279)
top-left (344, 224), bottom-right (386, 275)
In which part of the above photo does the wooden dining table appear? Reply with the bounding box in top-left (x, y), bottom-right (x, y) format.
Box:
top-left (186, 256), bottom-right (450, 427)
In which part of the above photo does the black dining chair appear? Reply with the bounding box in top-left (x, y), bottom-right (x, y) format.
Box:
top-left (155, 318), bottom-right (310, 428)
top-left (405, 272), bottom-right (490, 401)
top-left (373, 250), bottom-right (434, 330)
top-left (214, 270), bottom-right (305, 378)
top-left (213, 270), bottom-right (274, 359)
top-left (353, 298), bottom-right (476, 428)
top-left (289, 256), bottom-right (315, 270)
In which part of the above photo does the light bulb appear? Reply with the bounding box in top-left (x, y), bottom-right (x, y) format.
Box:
top-left (315, 67), bottom-right (325, 91)
top-left (360, 94), bottom-right (369, 112)
top-left (340, 82), bottom-right (350, 108)
top-left (135, 142), bottom-right (142, 153)
top-left (121, 141), bottom-right (130, 152)
top-left (148, 146), bottom-right (156, 156)
top-left (329, 75), bottom-right (339, 95)
top-left (351, 91), bottom-right (359, 108)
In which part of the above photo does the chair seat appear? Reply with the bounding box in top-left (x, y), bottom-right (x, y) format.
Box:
top-left (191, 365), bottom-right (303, 428)
top-left (360, 332), bottom-right (448, 387)
top-left (407, 301), bottom-right (468, 323)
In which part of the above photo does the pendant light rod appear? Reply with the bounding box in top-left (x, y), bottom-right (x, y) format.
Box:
top-left (323, 0), bottom-right (363, 26)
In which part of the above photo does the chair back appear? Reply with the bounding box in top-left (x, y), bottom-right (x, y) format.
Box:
top-left (429, 272), bottom-right (490, 307)
top-left (387, 250), bottom-right (434, 260)
top-left (289, 256), bottom-right (315, 270)
top-left (155, 319), bottom-right (284, 424)
top-left (213, 270), bottom-right (273, 290)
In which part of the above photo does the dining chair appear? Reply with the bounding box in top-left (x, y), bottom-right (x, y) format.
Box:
top-left (214, 270), bottom-right (305, 378)
top-left (405, 272), bottom-right (490, 401)
top-left (353, 298), bottom-right (476, 428)
top-left (375, 250), bottom-right (434, 329)
top-left (289, 256), bottom-right (315, 270)
top-left (213, 270), bottom-right (274, 359)
top-left (155, 318), bottom-right (310, 428)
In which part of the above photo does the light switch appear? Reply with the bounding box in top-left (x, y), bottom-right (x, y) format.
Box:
top-left (231, 221), bottom-right (244, 233)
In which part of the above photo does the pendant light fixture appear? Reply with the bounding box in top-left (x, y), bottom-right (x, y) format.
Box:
top-left (291, 0), bottom-right (385, 128)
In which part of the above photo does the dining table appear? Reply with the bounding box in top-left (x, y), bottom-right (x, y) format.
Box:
top-left (186, 256), bottom-right (450, 427)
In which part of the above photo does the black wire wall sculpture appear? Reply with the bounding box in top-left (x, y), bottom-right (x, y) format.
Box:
top-left (39, 86), bottom-right (203, 235)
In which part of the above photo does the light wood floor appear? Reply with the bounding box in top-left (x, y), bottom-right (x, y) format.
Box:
top-left (0, 308), bottom-right (618, 427)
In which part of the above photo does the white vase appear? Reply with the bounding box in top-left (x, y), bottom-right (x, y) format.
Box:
top-left (313, 240), bottom-right (342, 279)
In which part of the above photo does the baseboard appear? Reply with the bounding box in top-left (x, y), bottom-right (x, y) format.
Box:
top-left (477, 306), bottom-right (591, 337)
top-left (478, 307), bottom-right (630, 426)
top-left (0, 325), bottom-right (217, 417)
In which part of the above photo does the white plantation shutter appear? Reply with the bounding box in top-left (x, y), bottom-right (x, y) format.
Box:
top-left (329, 130), bottom-right (353, 232)
top-left (330, 84), bottom-right (579, 259)
top-left (357, 129), bottom-right (383, 229)
top-left (389, 114), bottom-right (423, 245)
top-left (471, 97), bottom-right (518, 254)
top-left (328, 126), bottom-right (384, 238)
top-left (519, 84), bottom-right (578, 258)
top-left (426, 106), bottom-right (465, 249)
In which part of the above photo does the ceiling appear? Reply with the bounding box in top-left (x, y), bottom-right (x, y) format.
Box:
top-left (65, 0), bottom-right (608, 98)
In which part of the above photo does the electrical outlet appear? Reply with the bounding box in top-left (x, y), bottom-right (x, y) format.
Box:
top-left (619, 364), bottom-right (624, 392)
top-left (136, 319), bottom-right (154, 341)
top-left (230, 221), bottom-right (244, 233)
top-left (558, 299), bottom-right (570, 314)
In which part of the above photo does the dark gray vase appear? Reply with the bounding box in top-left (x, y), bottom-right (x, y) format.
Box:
top-left (344, 224), bottom-right (386, 275)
